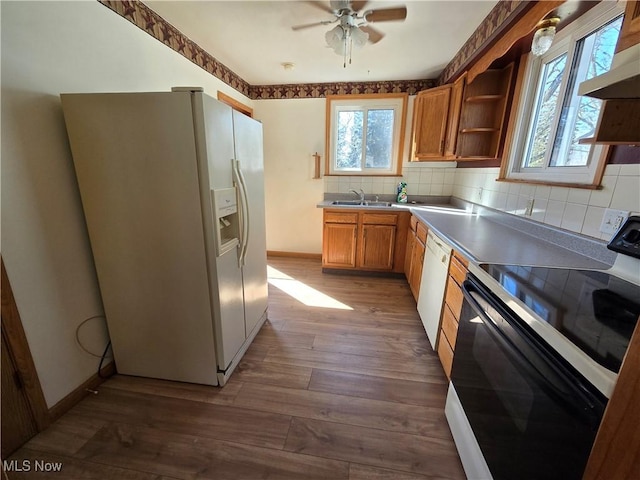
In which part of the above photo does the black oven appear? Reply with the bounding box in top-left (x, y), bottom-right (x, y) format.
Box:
top-left (450, 274), bottom-right (608, 480)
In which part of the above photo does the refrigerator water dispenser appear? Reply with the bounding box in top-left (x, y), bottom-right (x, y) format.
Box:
top-left (212, 187), bottom-right (240, 256)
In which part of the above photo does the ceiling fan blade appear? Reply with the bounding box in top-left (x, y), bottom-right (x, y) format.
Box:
top-left (365, 6), bottom-right (407, 23)
top-left (351, 0), bottom-right (369, 11)
top-left (291, 20), bottom-right (332, 31)
top-left (359, 25), bottom-right (384, 44)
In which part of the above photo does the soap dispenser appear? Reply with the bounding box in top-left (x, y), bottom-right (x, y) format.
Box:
top-left (397, 182), bottom-right (408, 203)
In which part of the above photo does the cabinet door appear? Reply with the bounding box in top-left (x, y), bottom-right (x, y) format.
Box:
top-left (358, 224), bottom-right (396, 270)
top-left (412, 86), bottom-right (451, 160)
top-left (323, 223), bottom-right (357, 268)
top-left (445, 75), bottom-right (465, 158)
top-left (409, 238), bottom-right (425, 300)
top-left (617, 0), bottom-right (640, 52)
top-left (404, 228), bottom-right (415, 280)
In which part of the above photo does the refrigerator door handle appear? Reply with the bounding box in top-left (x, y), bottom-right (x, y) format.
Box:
top-left (233, 159), bottom-right (250, 267)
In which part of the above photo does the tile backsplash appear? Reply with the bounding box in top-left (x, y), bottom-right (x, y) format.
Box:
top-left (323, 162), bottom-right (456, 197)
top-left (452, 164), bottom-right (640, 241)
top-left (324, 162), bottom-right (640, 241)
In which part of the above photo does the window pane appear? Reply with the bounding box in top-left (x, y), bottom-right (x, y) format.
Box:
top-left (336, 110), bottom-right (363, 170)
top-left (365, 109), bottom-right (394, 169)
top-left (550, 16), bottom-right (622, 167)
top-left (523, 53), bottom-right (567, 168)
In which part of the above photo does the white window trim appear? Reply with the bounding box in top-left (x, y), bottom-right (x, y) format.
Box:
top-left (505, 1), bottom-right (623, 186)
top-left (325, 94), bottom-right (407, 176)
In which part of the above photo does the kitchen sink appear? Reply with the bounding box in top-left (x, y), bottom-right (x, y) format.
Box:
top-left (331, 200), bottom-right (363, 206)
top-left (331, 200), bottom-right (393, 207)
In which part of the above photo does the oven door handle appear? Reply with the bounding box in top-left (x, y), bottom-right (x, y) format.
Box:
top-left (462, 280), bottom-right (605, 426)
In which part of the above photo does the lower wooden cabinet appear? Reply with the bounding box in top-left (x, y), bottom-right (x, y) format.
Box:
top-left (359, 224), bottom-right (396, 270)
top-left (406, 217), bottom-right (427, 301)
top-left (404, 224), bottom-right (415, 279)
top-left (323, 222), bottom-right (357, 268)
top-left (322, 209), bottom-right (409, 273)
top-left (438, 252), bottom-right (468, 378)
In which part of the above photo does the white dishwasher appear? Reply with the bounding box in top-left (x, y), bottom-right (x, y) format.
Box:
top-left (417, 231), bottom-right (452, 350)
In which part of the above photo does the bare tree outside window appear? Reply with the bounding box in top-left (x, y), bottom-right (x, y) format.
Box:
top-left (522, 16), bottom-right (622, 170)
top-left (365, 109), bottom-right (394, 169)
top-left (336, 110), bottom-right (363, 170)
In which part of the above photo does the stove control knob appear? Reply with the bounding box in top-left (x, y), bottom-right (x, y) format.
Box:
top-left (622, 229), bottom-right (640, 244)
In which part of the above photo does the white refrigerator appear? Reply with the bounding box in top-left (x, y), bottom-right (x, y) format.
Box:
top-left (61, 88), bottom-right (268, 386)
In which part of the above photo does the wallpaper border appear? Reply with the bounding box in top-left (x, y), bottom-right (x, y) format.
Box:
top-left (99, 0), bottom-right (525, 99)
top-left (438, 1), bottom-right (529, 85)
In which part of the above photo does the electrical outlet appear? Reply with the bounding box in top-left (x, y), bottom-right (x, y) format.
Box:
top-left (599, 209), bottom-right (629, 235)
top-left (525, 198), bottom-right (534, 216)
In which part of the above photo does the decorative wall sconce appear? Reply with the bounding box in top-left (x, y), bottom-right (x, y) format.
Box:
top-left (531, 17), bottom-right (561, 56)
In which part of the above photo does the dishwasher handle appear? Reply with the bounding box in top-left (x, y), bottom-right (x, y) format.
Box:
top-left (426, 233), bottom-right (451, 263)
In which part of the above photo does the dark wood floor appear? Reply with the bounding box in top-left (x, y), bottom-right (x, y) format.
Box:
top-left (8, 257), bottom-right (464, 479)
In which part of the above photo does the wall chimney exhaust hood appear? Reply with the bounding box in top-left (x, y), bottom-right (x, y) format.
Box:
top-left (578, 43), bottom-right (640, 99)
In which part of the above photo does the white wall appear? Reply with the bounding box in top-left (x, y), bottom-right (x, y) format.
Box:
top-left (255, 94), bottom-right (457, 254)
top-left (1, 1), bottom-right (252, 407)
top-left (253, 99), bottom-right (326, 254)
top-left (453, 164), bottom-right (640, 241)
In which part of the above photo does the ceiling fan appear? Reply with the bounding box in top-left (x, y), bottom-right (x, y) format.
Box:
top-left (292, 1), bottom-right (408, 67)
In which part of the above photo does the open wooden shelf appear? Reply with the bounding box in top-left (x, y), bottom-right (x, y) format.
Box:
top-left (457, 63), bottom-right (514, 160)
top-left (460, 128), bottom-right (499, 133)
top-left (465, 95), bottom-right (504, 103)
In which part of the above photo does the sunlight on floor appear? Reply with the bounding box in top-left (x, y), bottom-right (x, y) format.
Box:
top-left (267, 265), bottom-right (353, 310)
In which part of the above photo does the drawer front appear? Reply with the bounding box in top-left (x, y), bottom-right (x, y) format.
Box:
top-left (441, 304), bottom-right (459, 350)
top-left (410, 215), bottom-right (417, 232)
top-left (445, 275), bottom-right (464, 319)
top-left (362, 213), bottom-right (398, 225)
top-left (437, 334), bottom-right (454, 379)
top-left (453, 251), bottom-right (469, 268)
top-left (449, 255), bottom-right (467, 286)
top-left (325, 211), bottom-right (358, 224)
top-left (416, 222), bottom-right (428, 243)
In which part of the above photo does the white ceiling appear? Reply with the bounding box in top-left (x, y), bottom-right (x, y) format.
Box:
top-left (145, 0), bottom-right (498, 85)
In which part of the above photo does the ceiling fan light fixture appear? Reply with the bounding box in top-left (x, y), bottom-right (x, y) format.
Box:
top-left (531, 17), bottom-right (560, 57)
top-left (325, 25), bottom-right (345, 54)
top-left (351, 26), bottom-right (368, 48)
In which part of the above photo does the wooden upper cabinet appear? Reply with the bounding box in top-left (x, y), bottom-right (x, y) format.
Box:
top-left (590, 2), bottom-right (640, 145)
top-left (411, 85), bottom-right (452, 160)
top-left (617, 0), bottom-right (640, 52)
top-left (445, 74), bottom-right (466, 158)
top-left (409, 63), bottom-right (515, 161)
top-left (456, 63), bottom-right (514, 160)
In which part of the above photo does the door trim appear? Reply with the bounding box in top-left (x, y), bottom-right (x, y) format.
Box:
top-left (1, 258), bottom-right (49, 431)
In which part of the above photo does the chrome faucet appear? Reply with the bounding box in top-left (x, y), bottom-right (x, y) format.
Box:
top-left (349, 189), bottom-right (365, 204)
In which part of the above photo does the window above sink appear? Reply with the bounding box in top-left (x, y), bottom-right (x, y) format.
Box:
top-left (325, 94), bottom-right (408, 177)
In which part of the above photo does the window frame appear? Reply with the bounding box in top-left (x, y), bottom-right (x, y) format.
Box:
top-left (502, 2), bottom-right (624, 188)
top-left (325, 93), bottom-right (408, 176)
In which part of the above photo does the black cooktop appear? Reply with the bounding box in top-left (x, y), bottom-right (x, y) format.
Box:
top-left (480, 264), bottom-right (639, 373)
